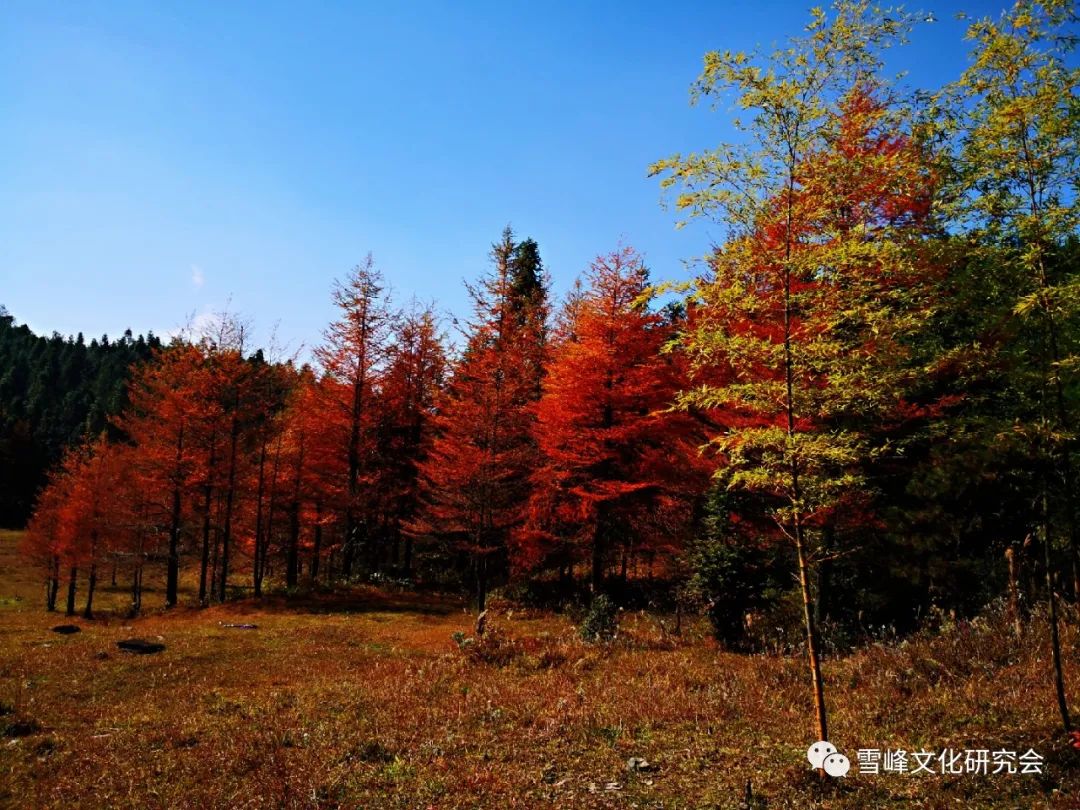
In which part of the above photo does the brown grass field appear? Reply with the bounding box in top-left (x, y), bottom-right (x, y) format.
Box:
top-left (1, 529), bottom-right (1079, 809)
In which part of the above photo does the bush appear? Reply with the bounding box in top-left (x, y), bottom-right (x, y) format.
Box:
top-left (687, 485), bottom-right (791, 649)
top-left (741, 587), bottom-right (809, 654)
top-left (451, 624), bottom-right (520, 666)
top-left (579, 594), bottom-right (619, 643)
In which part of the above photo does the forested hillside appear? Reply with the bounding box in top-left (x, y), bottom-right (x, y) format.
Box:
top-left (0, 307), bottom-right (161, 526)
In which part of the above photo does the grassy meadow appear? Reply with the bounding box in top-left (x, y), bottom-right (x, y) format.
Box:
top-left (1, 529), bottom-right (1078, 809)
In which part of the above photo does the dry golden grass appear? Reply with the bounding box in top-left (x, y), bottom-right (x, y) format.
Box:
top-left (1, 529), bottom-right (1079, 808)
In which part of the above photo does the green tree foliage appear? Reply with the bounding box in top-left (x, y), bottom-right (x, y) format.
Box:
top-left (0, 307), bottom-right (161, 526)
top-left (942, 0), bottom-right (1080, 733)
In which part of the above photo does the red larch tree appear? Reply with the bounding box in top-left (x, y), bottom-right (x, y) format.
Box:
top-left (518, 246), bottom-right (703, 590)
top-left (413, 229), bottom-right (548, 610)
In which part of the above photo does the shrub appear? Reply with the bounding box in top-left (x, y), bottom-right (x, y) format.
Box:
top-left (579, 594), bottom-right (619, 643)
top-left (452, 624), bottom-right (520, 666)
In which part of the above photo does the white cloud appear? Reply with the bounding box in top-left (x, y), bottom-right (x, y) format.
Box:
top-left (167, 309), bottom-right (218, 342)
top-left (188, 310), bottom-right (219, 339)
top-left (191, 264), bottom-right (205, 290)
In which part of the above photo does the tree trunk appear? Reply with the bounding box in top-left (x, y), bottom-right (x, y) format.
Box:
top-left (166, 480), bottom-right (182, 607)
top-left (131, 564), bottom-right (142, 617)
top-left (66, 566), bottom-right (77, 617)
top-left (260, 431), bottom-right (283, 593)
top-left (815, 526), bottom-right (834, 627)
top-left (218, 413), bottom-right (240, 602)
top-left (1041, 489), bottom-right (1072, 732)
top-left (286, 502), bottom-right (300, 588)
top-left (780, 165), bottom-right (828, 749)
top-left (476, 555), bottom-right (488, 613)
top-left (210, 519), bottom-right (221, 602)
top-left (253, 436), bottom-right (268, 598)
top-left (795, 519), bottom-right (829, 744)
top-left (47, 556), bottom-right (59, 612)
top-left (286, 433), bottom-right (306, 589)
top-left (343, 342), bottom-right (368, 578)
top-left (165, 420), bottom-right (184, 608)
top-left (1006, 541), bottom-right (1024, 640)
top-left (342, 515), bottom-right (357, 578)
top-left (198, 441), bottom-right (216, 605)
top-left (199, 507), bottom-right (212, 605)
top-left (83, 564), bottom-right (97, 619)
top-left (591, 519), bottom-right (604, 593)
top-left (310, 507), bottom-right (323, 584)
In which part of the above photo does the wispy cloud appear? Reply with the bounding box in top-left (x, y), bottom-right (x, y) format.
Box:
top-left (191, 264), bottom-right (205, 290)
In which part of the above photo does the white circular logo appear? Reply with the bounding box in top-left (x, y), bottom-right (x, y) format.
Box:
top-left (823, 752), bottom-right (851, 777)
top-left (807, 741), bottom-right (837, 769)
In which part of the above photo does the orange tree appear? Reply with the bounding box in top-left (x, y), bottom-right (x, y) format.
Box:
top-left (413, 229), bottom-right (547, 611)
top-left (517, 246), bottom-right (702, 590)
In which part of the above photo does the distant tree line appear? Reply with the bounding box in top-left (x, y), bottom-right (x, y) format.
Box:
top-left (0, 307), bottom-right (161, 527)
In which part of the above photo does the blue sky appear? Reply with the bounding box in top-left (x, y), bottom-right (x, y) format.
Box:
top-left (0, 1), bottom-right (1003, 357)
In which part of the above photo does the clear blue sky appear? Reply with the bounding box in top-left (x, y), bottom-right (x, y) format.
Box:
top-left (0, 1), bottom-right (1002, 357)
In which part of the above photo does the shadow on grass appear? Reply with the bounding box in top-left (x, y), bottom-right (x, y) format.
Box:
top-left (214, 585), bottom-right (466, 618)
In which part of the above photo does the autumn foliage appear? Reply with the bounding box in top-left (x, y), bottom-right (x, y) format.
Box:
top-left (8, 5), bottom-right (1080, 805)
top-left (515, 246), bottom-right (704, 586)
top-left (410, 230), bottom-right (547, 610)
top-left (16, 11), bottom-right (1080, 750)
